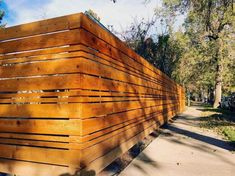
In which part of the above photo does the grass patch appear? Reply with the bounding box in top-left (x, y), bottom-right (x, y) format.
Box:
top-left (223, 128), bottom-right (235, 142)
top-left (199, 105), bottom-right (235, 143)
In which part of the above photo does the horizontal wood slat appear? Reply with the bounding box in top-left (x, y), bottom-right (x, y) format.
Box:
top-left (0, 13), bottom-right (185, 176)
top-left (0, 119), bottom-right (81, 135)
top-left (0, 143), bottom-right (78, 166)
top-left (0, 90), bottom-right (176, 99)
top-left (0, 133), bottom-right (69, 142)
top-left (0, 101), bottom-right (177, 119)
top-left (80, 15), bottom-right (175, 85)
top-left (0, 29), bottom-right (82, 54)
top-left (0, 44), bottom-right (174, 90)
top-left (0, 13), bottom-right (82, 41)
top-left (0, 73), bottom-right (179, 95)
top-left (0, 158), bottom-right (70, 176)
top-left (0, 53), bottom-right (175, 93)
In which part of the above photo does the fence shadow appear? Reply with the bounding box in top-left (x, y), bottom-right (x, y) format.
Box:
top-left (163, 123), bottom-right (235, 151)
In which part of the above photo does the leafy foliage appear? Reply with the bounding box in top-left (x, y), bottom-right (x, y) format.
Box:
top-left (165, 0), bottom-right (234, 106)
top-left (85, 9), bottom-right (101, 22)
top-left (118, 0), bottom-right (234, 105)
top-left (116, 15), bottom-right (179, 77)
top-left (0, 1), bottom-right (4, 27)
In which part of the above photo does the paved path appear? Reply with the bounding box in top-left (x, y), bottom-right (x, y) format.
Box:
top-left (120, 106), bottom-right (235, 176)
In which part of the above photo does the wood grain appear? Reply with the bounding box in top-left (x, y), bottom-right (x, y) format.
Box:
top-left (0, 12), bottom-right (185, 176)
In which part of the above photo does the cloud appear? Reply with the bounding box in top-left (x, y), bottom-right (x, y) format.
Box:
top-left (4, 0), bottom-right (162, 32)
top-left (4, 0), bottom-right (51, 25)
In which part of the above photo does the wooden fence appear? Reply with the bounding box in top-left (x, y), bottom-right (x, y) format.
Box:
top-left (0, 13), bottom-right (185, 176)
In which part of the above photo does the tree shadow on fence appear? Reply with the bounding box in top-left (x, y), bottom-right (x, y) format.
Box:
top-left (0, 14), bottom-right (183, 176)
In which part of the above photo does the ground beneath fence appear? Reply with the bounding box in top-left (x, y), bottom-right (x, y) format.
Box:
top-left (102, 106), bottom-right (235, 176)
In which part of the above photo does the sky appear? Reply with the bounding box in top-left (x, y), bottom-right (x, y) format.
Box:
top-left (1, 0), bottom-right (184, 33)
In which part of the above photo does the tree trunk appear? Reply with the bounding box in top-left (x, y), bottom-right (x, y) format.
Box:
top-left (201, 88), bottom-right (205, 103)
top-left (213, 38), bottom-right (223, 108)
top-left (213, 76), bottom-right (222, 108)
top-left (209, 87), bottom-right (214, 104)
top-left (187, 88), bottom-right (191, 107)
top-left (213, 64), bottom-right (222, 108)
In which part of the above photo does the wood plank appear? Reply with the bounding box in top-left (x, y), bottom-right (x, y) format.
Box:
top-left (0, 45), bottom-right (174, 90)
top-left (0, 144), bottom-right (77, 166)
top-left (79, 99), bottom-right (178, 119)
top-left (0, 133), bottom-right (69, 142)
top-left (80, 14), bottom-right (175, 86)
top-left (0, 12), bottom-right (176, 88)
top-left (69, 109), bottom-right (172, 143)
top-left (0, 119), bottom-right (81, 135)
top-left (0, 54), bottom-right (176, 93)
top-left (0, 49), bottom-right (166, 89)
top-left (80, 105), bottom-right (177, 135)
top-left (0, 115), bottom-right (157, 150)
top-left (77, 112), bottom-right (173, 166)
top-left (0, 73), bottom-right (178, 96)
top-left (0, 29), bottom-right (82, 54)
top-left (78, 29), bottom-right (176, 88)
top-left (0, 57), bottom-right (174, 95)
top-left (0, 100), bottom-right (177, 119)
top-left (0, 13), bottom-right (178, 88)
top-left (81, 119), bottom-right (156, 152)
top-left (0, 111), bottom-right (176, 164)
top-left (79, 49), bottom-right (173, 87)
top-left (0, 104), bottom-right (80, 118)
top-left (80, 74), bottom-right (179, 95)
top-left (0, 44), bottom-right (85, 61)
top-left (0, 42), bottom-right (178, 93)
top-left (0, 96), bottom-right (178, 104)
top-left (0, 138), bottom-right (69, 149)
top-left (0, 13), bottom-right (82, 41)
top-left (0, 74), bottom-right (80, 92)
top-left (71, 111), bottom-right (172, 149)
top-left (79, 122), bottom-right (158, 165)
top-left (81, 123), bottom-right (157, 174)
top-left (0, 90), bottom-right (176, 99)
top-left (0, 158), bottom-right (71, 176)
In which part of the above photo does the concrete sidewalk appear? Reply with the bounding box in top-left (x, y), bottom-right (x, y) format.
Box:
top-left (120, 106), bottom-right (235, 176)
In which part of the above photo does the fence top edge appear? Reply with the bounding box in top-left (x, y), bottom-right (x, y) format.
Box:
top-left (0, 12), bottom-right (84, 41)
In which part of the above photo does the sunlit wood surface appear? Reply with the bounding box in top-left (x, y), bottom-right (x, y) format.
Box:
top-left (0, 13), bottom-right (185, 176)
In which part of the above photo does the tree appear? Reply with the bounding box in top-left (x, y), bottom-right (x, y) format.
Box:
top-left (85, 9), bottom-right (101, 22)
top-left (163, 0), bottom-right (234, 107)
top-left (117, 15), bottom-right (179, 77)
top-left (114, 0), bottom-right (234, 107)
top-left (0, 2), bottom-right (4, 27)
top-left (116, 17), bottom-right (158, 66)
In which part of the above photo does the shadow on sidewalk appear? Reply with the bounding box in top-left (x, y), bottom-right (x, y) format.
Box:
top-left (162, 124), bottom-right (235, 151)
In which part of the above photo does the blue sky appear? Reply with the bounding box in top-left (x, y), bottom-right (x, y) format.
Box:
top-left (1, 0), bottom-right (184, 33)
